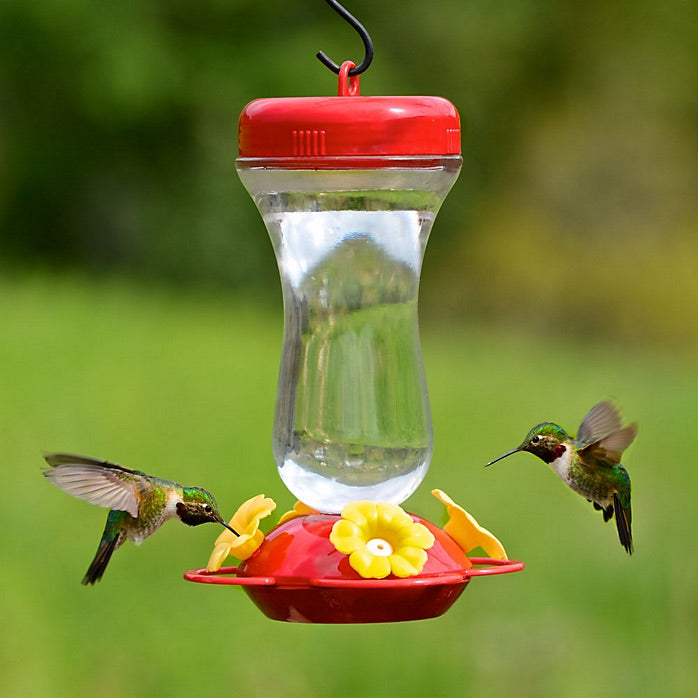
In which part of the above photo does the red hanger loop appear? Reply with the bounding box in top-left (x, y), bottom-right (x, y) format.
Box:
top-left (338, 61), bottom-right (360, 96)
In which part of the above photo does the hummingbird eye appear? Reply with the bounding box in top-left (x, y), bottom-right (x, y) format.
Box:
top-left (530, 435), bottom-right (541, 444)
top-left (203, 504), bottom-right (213, 514)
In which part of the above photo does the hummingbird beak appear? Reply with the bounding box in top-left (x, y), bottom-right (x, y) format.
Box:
top-left (216, 516), bottom-right (240, 537)
top-left (485, 447), bottom-right (521, 467)
top-left (223, 522), bottom-right (240, 536)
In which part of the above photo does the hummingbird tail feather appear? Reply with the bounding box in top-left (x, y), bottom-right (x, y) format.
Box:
top-left (82, 535), bottom-right (120, 585)
top-left (613, 493), bottom-right (633, 555)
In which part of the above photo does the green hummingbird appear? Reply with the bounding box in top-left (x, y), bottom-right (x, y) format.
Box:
top-left (43, 453), bottom-right (238, 584)
top-left (486, 401), bottom-right (636, 554)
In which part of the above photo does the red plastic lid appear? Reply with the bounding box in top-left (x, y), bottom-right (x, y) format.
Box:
top-left (237, 62), bottom-right (461, 167)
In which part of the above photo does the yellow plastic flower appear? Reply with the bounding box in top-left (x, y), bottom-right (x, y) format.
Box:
top-left (330, 501), bottom-right (435, 579)
top-left (206, 494), bottom-right (277, 571)
top-left (278, 500), bottom-right (319, 525)
top-left (431, 489), bottom-right (507, 560)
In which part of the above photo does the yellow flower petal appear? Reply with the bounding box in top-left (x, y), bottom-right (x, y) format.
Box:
top-left (329, 519), bottom-right (365, 554)
top-left (206, 494), bottom-right (277, 571)
top-left (399, 522), bottom-right (435, 550)
top-left (278, 501), bottom-right (319, 524)
top-left (349, 547), bottom-right (392, 579)
top-left (229, 494), bottom-right (277, 536)
top-left (389, 547), bottom-right (428, 578)
top-left (226, 530), bottom-right (266, 562)
top-left (432, 488), bottom-right (507, 560)
top-left (375, 501), bottom-right (410, 529)
top-left (212, 527), bottom-right (239, 548)
top-left (206, 542), bottom-right (233, 572)
top-left (341, 500), bottom-right (377, 529)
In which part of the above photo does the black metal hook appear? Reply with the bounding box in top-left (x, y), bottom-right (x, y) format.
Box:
top-left (316, 0), bottom-right (374, 76)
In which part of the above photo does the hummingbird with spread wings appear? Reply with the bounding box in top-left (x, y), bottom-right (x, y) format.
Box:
top-left (487, 401), bottom-right (636, 554)
top-left (43, 453), bottom-right (237, 584)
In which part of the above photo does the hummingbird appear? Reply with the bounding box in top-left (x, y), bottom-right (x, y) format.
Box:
top-left (43, 453), bottom-right (238, 584)
top-left (486, 401), bottom-right (636, 554)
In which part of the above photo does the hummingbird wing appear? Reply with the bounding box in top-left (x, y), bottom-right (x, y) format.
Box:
top-left (43, 453), bottom-right (151, 518)
top-left (597, 425), bottom-right (637, 457)
top-left (578, 424), bottom-right (637, 467)
top-left (576, 401), bottom-right (623, 444)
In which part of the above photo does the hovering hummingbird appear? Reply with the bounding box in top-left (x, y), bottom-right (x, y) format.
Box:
top-left (43, 453), bottom-right (238, 584)
top-left (486, 401), bottom-right (636, 554)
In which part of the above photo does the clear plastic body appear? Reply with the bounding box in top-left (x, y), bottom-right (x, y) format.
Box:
top-left (238, 159), bottom-right (461, 513)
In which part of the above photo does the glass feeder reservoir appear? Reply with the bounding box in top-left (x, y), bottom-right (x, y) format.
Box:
top-left (237, 64), bottom-right (461, 513)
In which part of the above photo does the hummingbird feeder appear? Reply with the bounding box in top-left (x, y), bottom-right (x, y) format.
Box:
top-left (184, 0), bottom-right (523, 622)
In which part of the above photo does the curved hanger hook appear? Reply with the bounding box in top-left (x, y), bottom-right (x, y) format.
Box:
top-left (316, 0), bottom-right (374, 76)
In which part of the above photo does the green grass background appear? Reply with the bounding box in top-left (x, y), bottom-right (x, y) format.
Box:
top-left (1, 273), bottom-right (696, 697)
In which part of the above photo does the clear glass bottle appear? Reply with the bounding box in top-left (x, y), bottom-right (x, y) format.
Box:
top-left (237, 69), bottom-right (461, 512)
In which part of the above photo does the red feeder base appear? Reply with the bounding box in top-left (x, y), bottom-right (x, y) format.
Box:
top-left (184, 514), bottom-right (524, 623)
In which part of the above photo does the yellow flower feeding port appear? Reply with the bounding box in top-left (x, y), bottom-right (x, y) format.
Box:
top-left (329, 501), bottom-right (435, 579)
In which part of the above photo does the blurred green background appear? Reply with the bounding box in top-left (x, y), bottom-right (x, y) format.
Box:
top-left (1, 1), bottom-right (696, 697)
